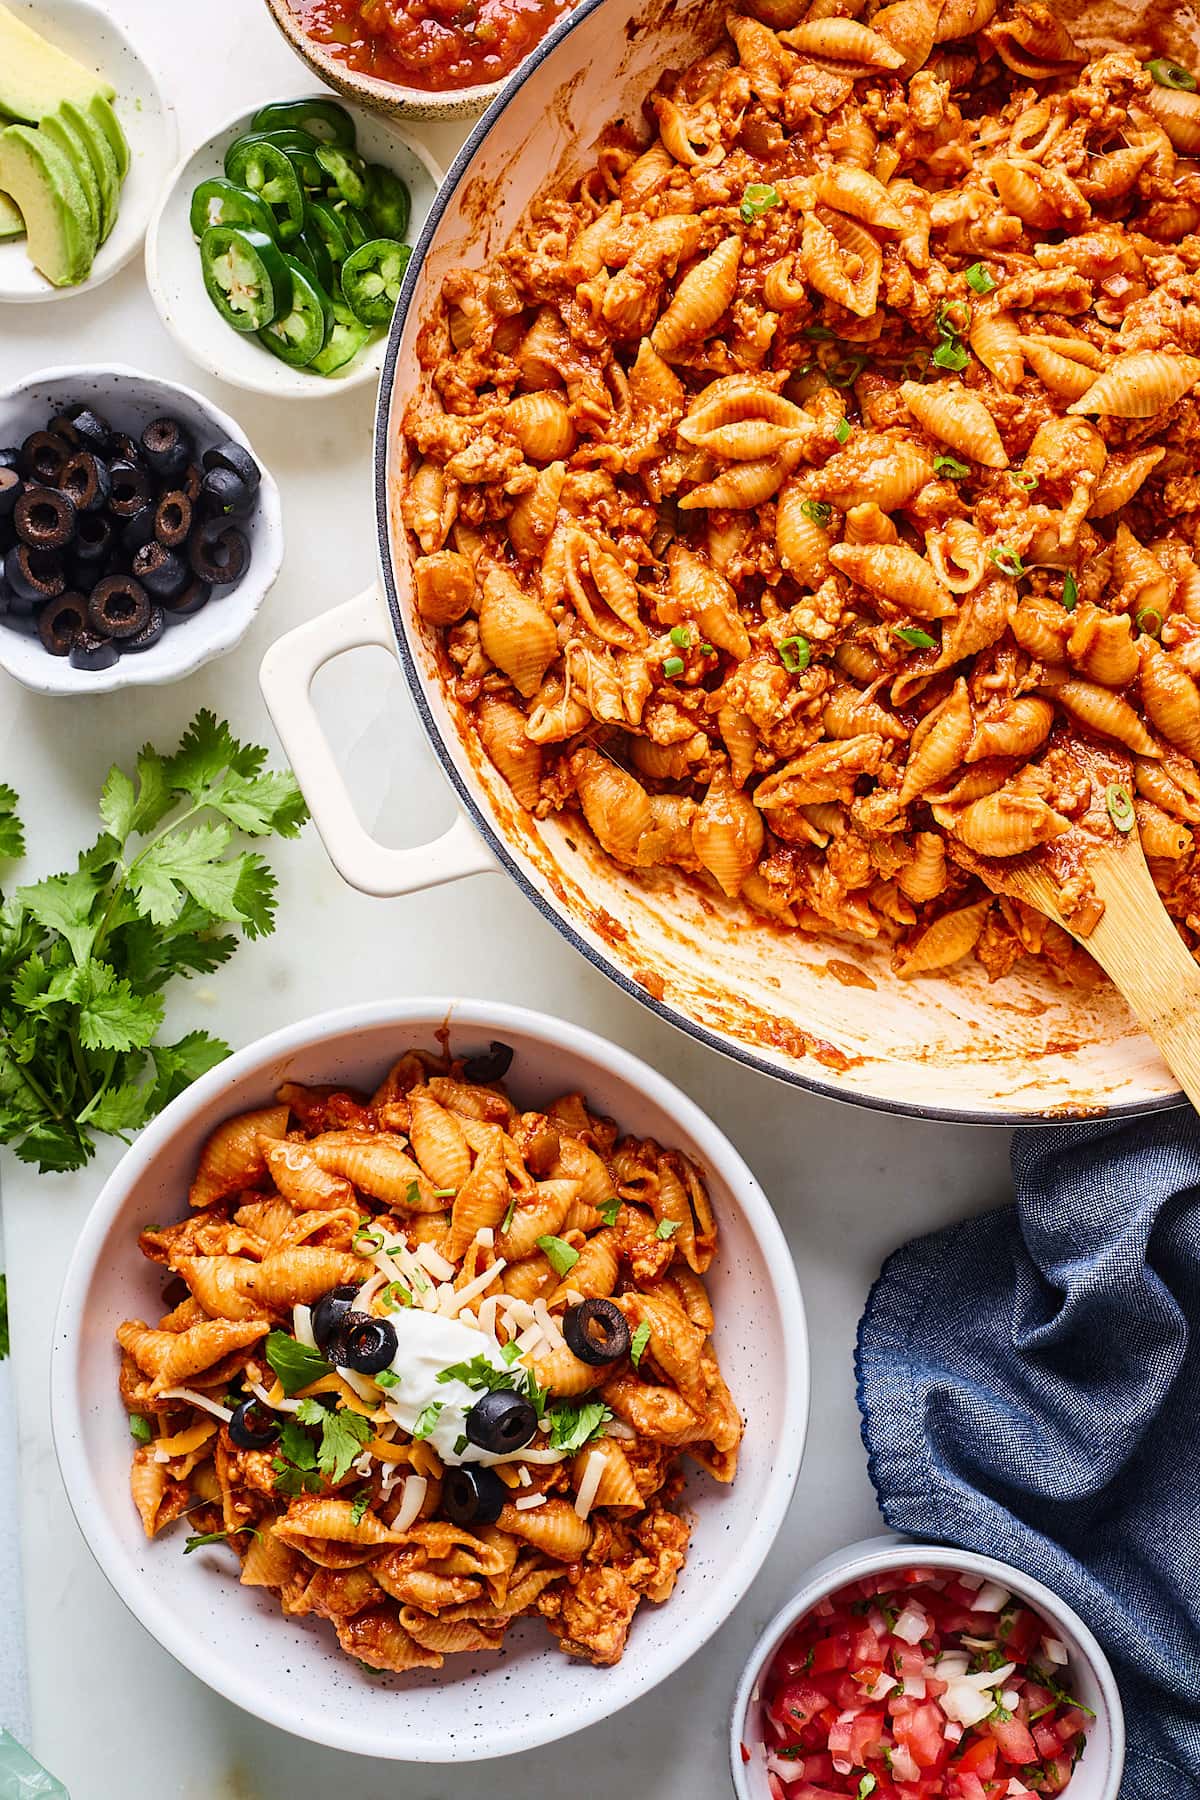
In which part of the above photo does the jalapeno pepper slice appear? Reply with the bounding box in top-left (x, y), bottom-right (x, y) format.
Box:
top-left (340, 236), bottom-right (412, 327)
top-left (315, 144), bottom-right (367, 207)
top-left (364, 163), bottom-right (411, 241)
top-left (306, 198), bottom-right (353, 267)
top-left (250, 98), bottom-right (357, 148)
top-left (337, 204), bottom-right (373, 250)
top-left (200, 224), bottom-right (291, 333)
top-left (224, 135), bottom-right (305, 240)
top-left (309, 301), bottom-right (372, 377)
top-left (242, 129), bottom-right (324, 190)
top-left (189, 177), bottom-right (277, 241)
top-left (257, 256), bottom-right (332, 367)
top-left (291, 223), bottom-right (335, 295)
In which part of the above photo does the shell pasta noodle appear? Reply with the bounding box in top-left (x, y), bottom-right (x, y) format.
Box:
top-left (116, 1042), bottom-right (741, 1674)
top-left (401, 4), bottom-right (1200, 985)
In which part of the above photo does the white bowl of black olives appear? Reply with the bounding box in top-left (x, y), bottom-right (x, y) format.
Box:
top-left (0, 363), bottom-right (282, 694)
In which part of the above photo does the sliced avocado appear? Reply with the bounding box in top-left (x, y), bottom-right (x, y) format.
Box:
top-left (0, 123), bottom-right (92, 285)
top-left (59, 97), bottom-right (117, 242)
top-left (0, 4), bottom-right (113, 123)
top-left (0, 188), bottom-right (22, 239)
top-left (87, 92), bottom-right (128, 183)
top-left (40, 108), bottom-right (101, 242)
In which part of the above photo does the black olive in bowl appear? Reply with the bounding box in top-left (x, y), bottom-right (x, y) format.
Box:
top-left (164, 578), bottom-right (211, 621)
top-left (19, 430), bottom-right (69, 485)
top-left (189, 518), bottom-right (250, 586)
top-left (154, 491), bottom-right (193, 549)
top-left (202, 439), bottom-right (261, 496)
top-left (106, 461), bottom-right (153, 519)
top-left (5, 542), bottom-right (64, 607)
top-left (199, 467), bottom-right (252, 517)
top-left (339, 1314), bottom-right (398, 1375)
top-left (88, 575), bottom-right (152, 641)
top-left (61, 406), bottom-right (112, 455)
top-left (311, 1285), bottom-right (361, 1358)
top-left (69, 628), bottom-right (119, 672)
top-left (38, 593), bottom-right (88, 657)
top-left (120, 502), bottom-right (158, 556)
top-left (60, 450), bottom-right (111, 514)
top-left (70, 511), bottom-right (114, 569)
top-left (141, 417), bottom-right (192, 482)
top-left (132, 541), bottom-right (189, 602)
top-left (14, 486), bottom-right (76, 551)
top-left (122, 604), bottom-right (166, 654)
top-left (0, 468), bottom-right (21, 519)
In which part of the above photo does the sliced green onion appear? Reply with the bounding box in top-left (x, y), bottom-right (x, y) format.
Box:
top-left (937, 299), bottom-right (972, 338)
top-left (381, 1280), bottom-right (412, 1310)
top-left (804, 323), bottom-right (835, 341)
top-left (375, 1368), bottom-right (400, 1388)
top-left (740, 181), bottom-right (781, 223)
top-left (1011, 471), bottom-right (1038, 491)
top-left (932, 338), bottom-right (968, 372)
top-left (893, 625), bottom-right (937, 650)
top-left (1062, 572), bottom-right (1078, 612)
top-left (1136, 606), bottom-right (1163, 636)
top-left (834, 417), bottom-right (852, 444)
top-left (1147, 57), bottom-right (1197, 90)
top-left (501, 1195), bottom-right (518, 1234)
top-left (1106, 783), bottom-right (1135, 833)
top-left (989, 545), bottom-right (1025, 579)
top-left (352, 1226), bottom-right (385, 1253)
top-left (779, 634), bottom-right (811, 673)
top-left (662, 654), bottom-right (685, 677)
top-left (699, 641), bottom-right (716, 654)
top-left (965, 262), bottom-right (996, 295)
top-left (934, 454), bottom-right (970, 479)
top-left (800, 499), bottom-right (831, 525)
top-left (900, 349), bottom-right (930, 381)
top-left (669, 625), bottom-right (692, 648)
top-left (828, 353), bottom-right (867, 387)
top-left (412, 1401), bottom-right (443, 1439)
top-left (129, 1414), bottom-right (153, 1444)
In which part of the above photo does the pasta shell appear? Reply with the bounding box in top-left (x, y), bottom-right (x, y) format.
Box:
top-left (497, 1499), bottom-right (592, 1560)
top-left (479, 566), bottom-right (558, 699)
top-left (1112, 523), bottom-right (1170, 616)
top-left (261, 1137), bottom-right (355, 1212)
top-left (563, 199), bottom-right (622, 281)
top-left (548, 1227), bottom-right (619, 1305)
top-left (988, 6), bottom-right (1082, 76)
top-left (830, 541), bottom-right (956, 620)
top-left (250, 1247), bottom-right (372, 1310)
top-left (569, 746), bottom-right (652, 864)
top-left (571, 1441), bottom-right (643, 1508)
top-left (508, 459), bottom-right (566, 557)
top-left (505, 391), bottom-right (576, 461)
top-left (763, 253), bottom-right (808, 310)
top-left (991, 158), bottom-right (1065, 229)
top-left (478, 695), bottom-right (543, 812)
top-left (1019, 336), bottom-right (1098, 404)
top-left (189, 1105), bottom-right (290, 1210)
top-left (952, 790), bottom-right (1071, 856)
top-left (1051, 678), bottom-right (1162, 757)
top-left (668, 543), bottom-right (752, 657)
top-left (336, 1612), bottom-right (442, 1673)
top-left (691, 768), bottom-right (765, 897)
top-left (679, 441), bottom-right (804, 510)
top-left (652, 235), bottom-right (741, 355)
top-left (629, 338), bottom-right (686, 422)
top-left (925, 519), bottom-right (986, 594)
top-left (402, 460), bottom-right (456, 555)
top-left (779, 18), bottom-right (904, 71)
top-left (1140, 84), bottom-right (1200, 155)
top-left (899, 379), bottom-right (1009, 469)
top-left (445, 1133), bottom-right (508, 1259)
top-left (494, 1177), bottom-right (579, 1261)
top-left (776, 478), bottom-right (831, 583)
top-left (896, 831), bottom-right (949, 902)
top-left (1089, 448), bottom-right (1165, 519)
top-left (1139, 638), bottom-right (1200, 759)
top-left (308, 1129), bottom-right (443, 1208)
top-left (815, 165), bottom-right (907, 232)
top-left (934, 0), bottom-right (997, 39)
top-left (116, 1316), bottom-right (268, 1395)
top-left (823, 679), bottom-right (907, 742)
top-left (1135, 798), bottom-right (1192, 859)
top-left (413, 550), bottom-right (475, 625)
top-left (872, 0), bottom-right (941, 75)
top-left (969, 309), bottom-right (1024, 391)
top-left (900, 678), bottom-right (973, 802)
top-left (801, 207), bottom-right (882, 318)
top-left (967, 696), bottom-right (1055, 761)
top-left (1066, 606), bottom-right (1139, 687)
top-left (408, 1088), bottom-right (473, 1190)
top-left (1067, 351), bottom-right (1200, 419)
top-left (528, 1336), bottom-right (599, 1397)
top-left (893, 899), bottom-right (991, 976)
top-left (1008, 592), bottom-right (1071, 663)
top-left (817, 435), bottom-right (933, 510)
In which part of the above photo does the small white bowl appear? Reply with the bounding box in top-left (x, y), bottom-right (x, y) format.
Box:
top-left (731, 1535), bottom-right (1125, 1800)
top-left (0, 0), bottom-right (176, 305)
top-left (50, 998), bottom-right (809, 1761)
top-left (145, 93), bottom-right (443, 400)
top-left (0, 364), bottom-right (283, 697)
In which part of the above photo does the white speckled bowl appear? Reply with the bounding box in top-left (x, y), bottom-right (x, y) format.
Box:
top-left (731, 1536), bottom-right (1125, 1800)
top-left (50, 998), bottom-right (809, 1761)
top-left (145, 92), bottom-right (442, 400)
top-left (0, 364), bottom-right (282, 696)
top-left (0, 0), bottom-right (176, 304)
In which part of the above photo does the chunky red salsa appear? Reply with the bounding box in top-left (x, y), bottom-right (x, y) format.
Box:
top-left (295, 0), bottom-right (572, 92)
top-left (754, 1569), bottom-right (1095, 1800)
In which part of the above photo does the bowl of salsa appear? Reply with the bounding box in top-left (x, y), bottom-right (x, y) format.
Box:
top-left (262, 0), bottom-right (574, 118)
top-left (731, 1540), bottom-right (1124, 1800)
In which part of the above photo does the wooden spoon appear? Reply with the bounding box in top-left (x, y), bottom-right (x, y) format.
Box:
top-left (949, 759), bottom-right (1200, 1110)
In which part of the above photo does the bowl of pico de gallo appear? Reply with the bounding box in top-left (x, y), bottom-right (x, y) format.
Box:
top-left (730, 1537), bottom-right (1124, 1800)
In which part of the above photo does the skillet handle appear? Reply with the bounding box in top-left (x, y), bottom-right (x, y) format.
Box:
top-left (259, 584), bottom-right (497, 898)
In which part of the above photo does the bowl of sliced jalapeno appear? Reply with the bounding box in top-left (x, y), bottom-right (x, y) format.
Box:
top-left (145, 92), bottom-right (442, 399)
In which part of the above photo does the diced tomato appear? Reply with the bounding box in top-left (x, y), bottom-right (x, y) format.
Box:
top-left (801, 1753), bottom-right (835, 1781)
top-left (775, 1681), bottom-right (833, 1735)
top-left (953, 1774), bottom-right (989, 1800)
top-left (768, 1775), bottom-right (786, 1800)
top-left (998, 1606), bottom-right (1041, 1659)
top-left (1034, 1719), bottom-right (1065, 1759)
top-left (894, 1702), bottom-right (949, 1770)
top-left (853, 1624), bottom-right (885, 1661)
top-left (1039, 1753), bottom-right (1075, 1793)
top-left (775, 1630), bottom-right (819, 1681)
top-left (955, 1737), bottom-right (998, 1779)
top-left (991, 1715), bottom-right (1039, 1764)
top-left (1023, 1683), bottom-right (1055, 1715)
top-left (1056, 1707), bottom-right (1089, 1743)
top-left (811, 1635), bottom-right (852, 1675)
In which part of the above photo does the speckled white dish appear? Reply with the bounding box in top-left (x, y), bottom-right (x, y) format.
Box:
top-left (0, 0), bottom-right (176, 304)
top-left (145, 93), bottom-right (442, 400)
top-left (50, 999), bottom-right (808, 1761)
top-left (0, 364), bottom-right (283, 696)
top-left (730, 1536), bottom-right (1125, 1800)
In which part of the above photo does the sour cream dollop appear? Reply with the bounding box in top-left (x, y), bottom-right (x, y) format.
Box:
top-left (374, 1308), bottom-right (517, 1468)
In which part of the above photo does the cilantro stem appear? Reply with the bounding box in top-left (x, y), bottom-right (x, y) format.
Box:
top-left (0, 1036), bottom-right (66, 1122)
top-left (68, 1030), bottom-right (94, 1104)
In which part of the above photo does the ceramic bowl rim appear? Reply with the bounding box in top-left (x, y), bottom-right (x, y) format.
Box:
top-left (50, 995), bottom-right (810, 1761)
top-left (260, 0), bottom-right (507, 118)
top-left (0, 361), bottom-right (282, 695)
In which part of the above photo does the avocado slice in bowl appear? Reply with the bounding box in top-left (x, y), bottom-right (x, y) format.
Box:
top-left (0, 189), bottom-right (22, 240)
top-left (87, 93), bottom-right (129, 183)
top-left (40, 106), bottom-right (101, 243)
top-left (0, 4), bottom-right (113, 122)
top-left (58, 96), bottom-right (118, 242)
top-left (0, 123), bottom-right (92, 285)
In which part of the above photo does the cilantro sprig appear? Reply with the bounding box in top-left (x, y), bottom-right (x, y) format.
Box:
top-left (0, 713), bottom-right (305, 1173)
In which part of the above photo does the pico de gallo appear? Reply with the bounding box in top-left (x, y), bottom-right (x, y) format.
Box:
top-left (751, 1568), bottom-right (1095, 1800)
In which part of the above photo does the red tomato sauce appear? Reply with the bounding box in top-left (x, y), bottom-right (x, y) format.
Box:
top-left (295, 0), bottom-right (573, 92)
top-left (758, 1569), bottom-right (1094, 1800)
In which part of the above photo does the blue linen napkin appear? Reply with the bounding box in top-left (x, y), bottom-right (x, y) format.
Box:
top-left (856, 1112), bottom-right (1200, 1798)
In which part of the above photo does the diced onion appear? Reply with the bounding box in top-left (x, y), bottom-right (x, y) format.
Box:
top-left (867, 1607), bottom-right (889, 1639)
top-left (765, 1754), bottom-right (804, 1785)
top-left (891, 1745), bottom-right (920, 1784)
top-left (893, 1603), bottom-right (929, 1644)
top-left (516, 1464), bottom-right (532, 1486)
top-left (957, 1572), bottom-right (986, 1592)
top-left (156, 1387), bottom-right (234, 1421)
top-left (902, 1674), bottom-right (927, 1698)
top-left (944, 1720), bottom-right (965, 1744)
top-left (474, 1226), bottom-right (495, 1249)
top-left (1001, 1687), bottom-right (1020, 1711)
top-left (1041, 1635), bottom-right (1070, 1666)
top-left (293, 1303), bottom-right (316, 1349)
top-left (935, 1652), bottom-right (971, 1679)
top-left (973, 1580), bottom-right (1011, 1612)
top-left (394, 1474), bottom-right (427, 1531)
top-left (866, 1672), bottom-right (898, 1701)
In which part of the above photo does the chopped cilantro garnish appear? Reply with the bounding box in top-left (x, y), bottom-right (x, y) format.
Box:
top-left (1062, 573), bottom-right (1078, 612)
top-left (630, 1320), bottom-right (651, 1368)
top-left (597, 1197), bottom-right (621, 1227)
top-left (265, 1330), bottom-right (332, 1396)
top-left (184, 1526), bottom-right (260, 1554)
top-left (548, 1399), bottom-right (612, 1452)
top-left (375, 1368), bottom-right (400, 1389)
top-left (413, 1401), bottom-right (444, 1440)
top-left (537, 1234), bottom-right (580, 1276)
top-left (893, 625), bottom-right (937, 650)
top-left (349, 1489), bottom-right (371, 1526)
top-left (654, 1218), bottom-right (681, 1240)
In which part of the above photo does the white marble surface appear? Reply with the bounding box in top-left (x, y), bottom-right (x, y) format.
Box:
top-left (0, 3), bottom-right (1015, 1793)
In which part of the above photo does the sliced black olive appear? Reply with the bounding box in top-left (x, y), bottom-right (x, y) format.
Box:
top-left (443, 1465), bottom-right (507, 1527)
top-left (61, 405), bottom-right (112, 455)
top-left (228, 1397), bottom-right (281, 1451)
top-left (122, 602), bottom-right (166, 654)
top-left (140, 416), bottom-right (193, 482)
top-left (37, 592), bottom-right (88, 656)
top-left (155, 490), bottom-right (193, 548)
top-left (109, 430), bottom-right (143, 467)
top-left (199, 466), bottom-right (252, 517)
top-left (464, 1388), bottom-right (537, 1455)
top-left (0, 447), bottom-right (21, 474)
top-left (181, 462), bottom-right (203, 503)
top-left (88, 574), bottom-right (152, 640)
top-left (14, 485), bottom-right (76, 550)
top-left (19, 430), bottom-right (69, 485)
top-left (132, 540), bottom-right (188, 601)
top-left (5, 542), bottom-right (64, 606)
top-left (189, 518), bottom-right (250, 586)
top-left (562, 1297), bottom-right (631, 1366)
top-left (463, 1040), bottom-right (515, 1084)
top-left (70, 511), bottom-right (114, 569)
top-left (339, 1313), bottom-right (398, 1374)
top-left (120, 501), bottom-right (158, 555)
top-left (60, 450), bottom-right (111, 513)
top-left (311, 1284), bottom-right (360, 1356)
top-left (0, 468), bottom-right (21, 519)
top-left (202, 438), bottom-right (261, 496)
top-left (164, 577), bottom-right (211, 621)
top-left (69, 628), bottom-right (120, 672)
top-left (106, 460), bottom-right (153, 518)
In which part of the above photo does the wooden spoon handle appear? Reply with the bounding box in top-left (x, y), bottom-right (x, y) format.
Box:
top-left (1083, 841), bottom-right (1200, 1111)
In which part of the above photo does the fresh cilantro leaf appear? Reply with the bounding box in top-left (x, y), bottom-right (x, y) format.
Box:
top-left (316, 1407), bottom-right (373, 1483)
top-left (437, 1355), bottom-right (522, 1394)
top-left (165, 711), bottom-right (257, 799)
top-left (148, 1033), bottom-right (230, 1113)
top-left (412, 1401), bottom-right (444, 1440)
top-left (597, 1198), bottom-right (621, 1227)
top-left (128, 1413), bottom-right (153, 1443)
top-left (350, 1489), bottom-right (371, 1526)
top-left (548, 1399), bottom-right (611, 1453)
top-left (17, 868), bottom-right (102, 966)
top-left (73, 962), bottom-right (164, 1053)
top-left (294, 1396), bottom-right (329, 1426)
top-left (654, 1219), bottom-right (681, 1241)
top-left (265, 1331), bottom-right (332, 1396)
top-left (630, 1321), bottom-right (651, 1368)
top-left (858, 1779), bottom-right (877, 1800)
top-left (537, 1234), bottom-right (579, 1276)
top-left (99, 766), bottom-right (138, 844)
top-left (211, 768), bottom-right (309, 838)
top-left (501, 1341), bottom-right (522, 1366)
top-left (279, 1419), bottom-right (318, 1468)
top-left (184, 1526), bottom-right (260, 1554)
top-left (271, 1417), bottom-right (322, 1497)
top-left (0, 787), bottom-right (24, 861)
top-left (85, 1080), bottom-right (152, 1136)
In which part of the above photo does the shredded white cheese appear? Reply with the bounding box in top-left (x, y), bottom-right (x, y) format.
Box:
top-left (415, 1241), bottom-right (456, 1282)
top-left (574, 1449), bottom-right (606, 1518)
top-left (514, 1492), bottom-right (547, 1511)
top-left (156, 1387), bottom-right (235, 1421)
top-left (394, 1475), bottom-right (427, 1531)
top-left (249, 1379), bottom-right (302, 1416)
top-left (441, 1258), bottom-right (507, 1317)
top-left (474, 1226), bottom-right (495, 1249)
top-left (293, 1304), bottom-right (316, 1349)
